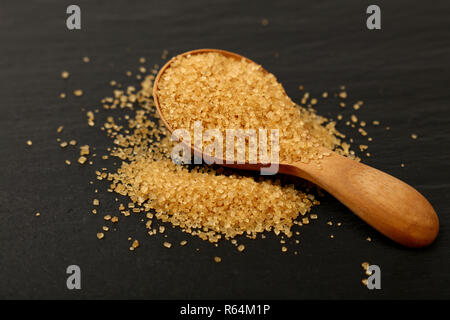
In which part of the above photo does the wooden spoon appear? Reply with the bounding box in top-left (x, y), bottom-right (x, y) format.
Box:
top-left (153, 48), bottom-right (439, 248)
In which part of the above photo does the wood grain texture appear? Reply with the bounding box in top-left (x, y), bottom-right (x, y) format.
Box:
top-left (289, 151), bottom-right (439, 248)
top-left (0, 0), bottom-right (449, 299)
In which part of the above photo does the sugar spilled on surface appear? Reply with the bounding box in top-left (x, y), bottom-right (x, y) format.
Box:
top-left (53, 50), bottom-right (385, 250)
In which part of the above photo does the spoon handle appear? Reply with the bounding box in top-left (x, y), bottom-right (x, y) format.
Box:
top-left (287, 152), bottom-right (439, 247)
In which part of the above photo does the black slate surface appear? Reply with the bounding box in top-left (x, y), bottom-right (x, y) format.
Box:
top-left (0, 0), bottom-right (449, 299)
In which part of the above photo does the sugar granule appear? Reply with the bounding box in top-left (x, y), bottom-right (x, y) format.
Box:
top-left (339, 91), bottom-right (347, 99)
top-left (61, 71), bottom-right (69, 79)
top-left (78, 156), bottom-right (87, 164)
top-left (80, 145), bottom-right (90, 156)
top-left (163, 241), bottom-right (172, 248)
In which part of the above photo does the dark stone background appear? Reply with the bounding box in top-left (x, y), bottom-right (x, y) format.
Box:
top-left (0, 0), bottom-right (449, 299)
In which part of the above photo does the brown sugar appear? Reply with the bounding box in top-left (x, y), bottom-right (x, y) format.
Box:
top-left (156, 52), bottom-right (354, 164)
top-left (60, 51), bottom-right (362, 248)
